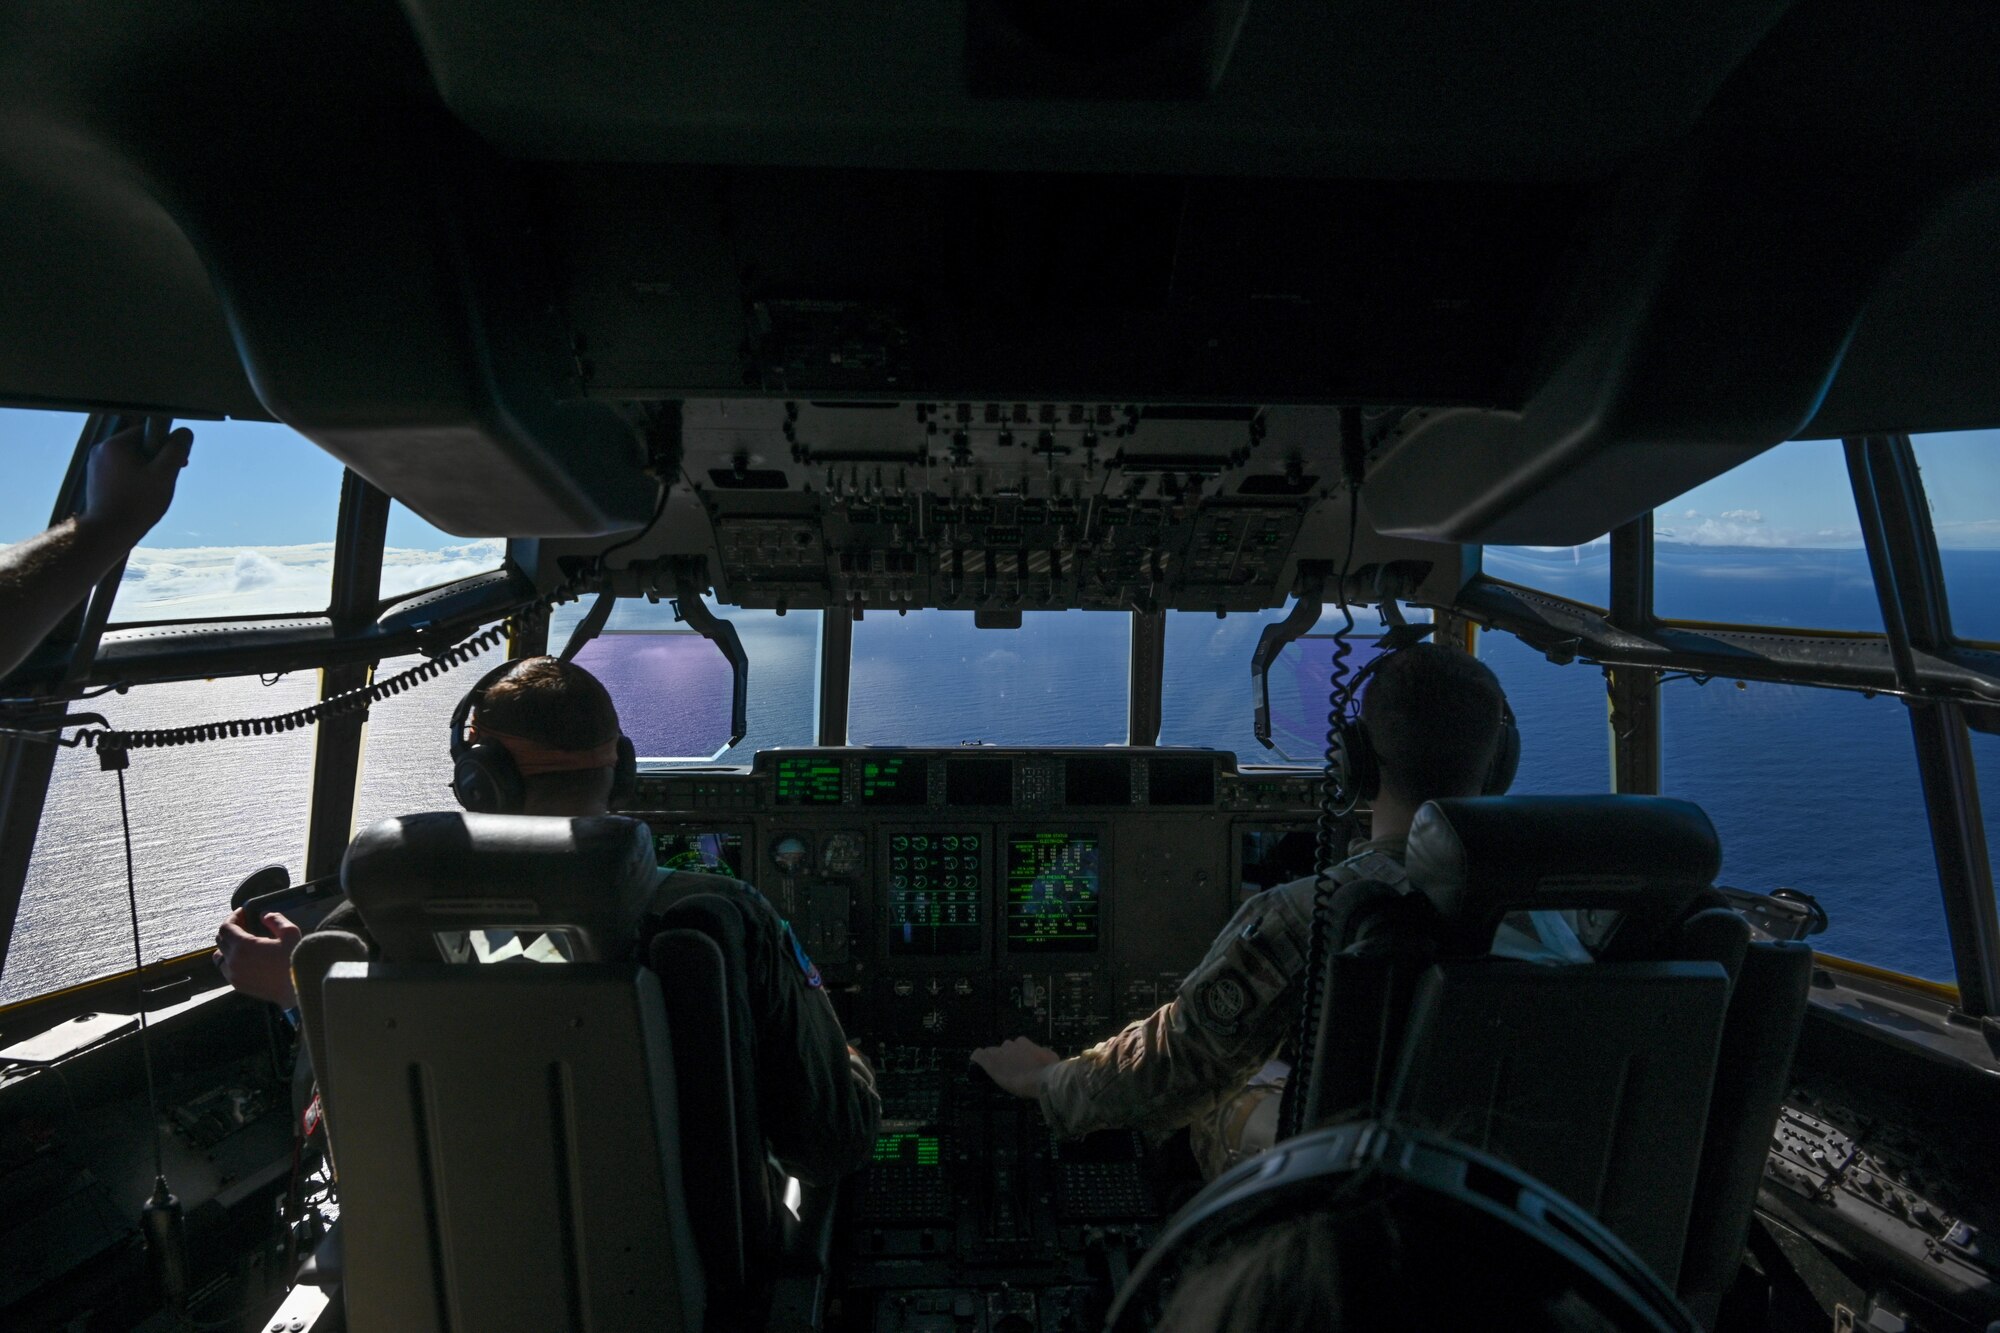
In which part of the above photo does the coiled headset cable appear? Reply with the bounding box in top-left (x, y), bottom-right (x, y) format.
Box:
top-left (1282, 406), bottom-right (1367, 1141)
top-left (1, 579), bottom-right (580, 755)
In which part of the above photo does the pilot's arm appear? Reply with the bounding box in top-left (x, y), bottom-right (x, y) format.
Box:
top-left (0, 424), bottom-right (192, 679)
top-left (749, 913), bottom-right (882, 1185)
top-left (656, 877), bottom-right (882, 1185)
top-left (976, 883), bottom-right (1311, 1141)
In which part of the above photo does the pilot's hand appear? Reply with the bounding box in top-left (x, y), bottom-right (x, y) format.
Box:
top-left (79, 424), bottom-right (193, 547)
top-left (971, 1036), bottom-right (1061, 1100)
top-left (212, 908), bottom-right (302, 1009)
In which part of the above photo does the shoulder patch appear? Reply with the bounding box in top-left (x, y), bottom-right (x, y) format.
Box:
top-left (1192, 969), bottom-right (1254, 1036)
top-left (1337, 850), bottom-right (1408, 888)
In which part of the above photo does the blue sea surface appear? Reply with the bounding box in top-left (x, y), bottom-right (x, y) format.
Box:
top-left (4, 548), bottom-right (1996, 1002)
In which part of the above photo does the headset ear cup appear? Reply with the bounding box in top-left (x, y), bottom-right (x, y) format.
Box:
top-left (1485, 704), bottom-right (1521, 796)
top-left (452, 742), bottom-right (526, 815)
top-left (610, 735), bottom-right (639, 807)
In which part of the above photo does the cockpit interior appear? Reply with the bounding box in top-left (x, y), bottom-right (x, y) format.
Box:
top-left (2, 3), bottom-right (1999, 1331)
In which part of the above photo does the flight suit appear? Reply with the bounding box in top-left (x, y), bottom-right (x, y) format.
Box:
top-left (646, 869), bottom-right (882, 1186)
top-left (309, 868), bottom-right (880, 1186)
top-left (1038, 837), bottom-right (1411, 1178)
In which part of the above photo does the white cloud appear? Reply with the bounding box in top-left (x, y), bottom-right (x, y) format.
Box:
top-left (113, 540), bottom-right (504, 619)
top-left (231, 549), bottom-right (286, 592)
top-left (1655, 508), bottom-right (1864, 549)
top-left (1932, 518), bottom-right (2000, 551)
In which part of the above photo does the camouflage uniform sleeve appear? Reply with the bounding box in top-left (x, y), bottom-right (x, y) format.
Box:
top-left (1038, 878), bottom-right (1316, 1140)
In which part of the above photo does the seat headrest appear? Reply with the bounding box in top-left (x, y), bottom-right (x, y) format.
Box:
top-left (1404, 797), bottom-right (1722, 953)
top-left (341, 813), bottom-right (657, 964)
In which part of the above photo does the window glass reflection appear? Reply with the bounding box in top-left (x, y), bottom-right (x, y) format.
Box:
top-left (1482, 543), bottom-right (1611, 609)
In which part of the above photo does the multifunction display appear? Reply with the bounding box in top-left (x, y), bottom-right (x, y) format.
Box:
top-left (872, 1132), bottom-right (943, 1167)
top-left (651, 829), bottom-right (745, 879)
top-left (1006, 831), bottom-right (1102, 952)
top-left (775, 755), bottom-right (844, 806)
top-left (887, 831), bottom-right (984, 956)
top-left (861, 755), bottom-right (927, 806)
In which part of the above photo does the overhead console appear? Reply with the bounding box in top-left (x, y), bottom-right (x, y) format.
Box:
top-left (628, 747), bottom-right (1333, 1052)
top-left (581, 399), bottom-right (1471, 615)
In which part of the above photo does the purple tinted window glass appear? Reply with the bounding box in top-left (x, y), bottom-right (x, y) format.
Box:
top-left (1263, 637), bottom-right (1387, 763)
top-left (569, 633), bottom-right (735, 759)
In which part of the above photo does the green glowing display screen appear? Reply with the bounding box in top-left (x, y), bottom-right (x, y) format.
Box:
top-left (1006, 831), bottom-right (1101, 951)
top-left (775, 756), bottom-right (844, 806)
top-left (860, 755), bottom-right (927, 806)
top-left (887, 831), bottom-right (982, 956)
top-left (872, 1132), bottom-right (943, 1167)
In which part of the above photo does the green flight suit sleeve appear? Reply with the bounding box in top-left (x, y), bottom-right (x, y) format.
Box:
top-left (1038, 876), bottom-right (1316, 1140)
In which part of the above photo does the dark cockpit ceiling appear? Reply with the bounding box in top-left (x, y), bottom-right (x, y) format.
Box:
top-left (3, 0), bottom-right (1998, 547)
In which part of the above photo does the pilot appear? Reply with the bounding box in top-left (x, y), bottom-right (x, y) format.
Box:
top-left (215, 655), bottom-right (882, 1185)
top-left (972, 642), bottom-right (1585, 1178)
top-left (0, 423), bottom-right (194, 679)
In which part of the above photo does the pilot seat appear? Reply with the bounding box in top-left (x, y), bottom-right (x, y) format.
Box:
top-left (291, 811), bottom-right (838, 1332)
top-left (1292, 795), bottom-right (1812, 1319)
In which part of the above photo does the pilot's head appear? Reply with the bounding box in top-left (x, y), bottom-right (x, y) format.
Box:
top-left (1360, 642), bottom-right (1510, 808)
top-left (460, 656), bottom-right (625, 816)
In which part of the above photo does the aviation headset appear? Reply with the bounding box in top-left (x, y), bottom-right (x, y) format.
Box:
top-left (1327, 632), bottom-right (1520, 814)
top-left (1105, 1120), bottom-right (1697, 1332)
top-left (448, 659), bottom-right (638, 814)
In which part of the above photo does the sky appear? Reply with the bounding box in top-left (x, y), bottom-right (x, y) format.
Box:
top-left (0, 409), bottom-right (502, 617)
top-left (2, 408), bottom-right (1995, 620)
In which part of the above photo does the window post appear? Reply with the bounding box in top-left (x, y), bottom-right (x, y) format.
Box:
top-left (1606, 515), bottom-right (1661, 795)
top-left (303, 472), bottom-right (390, 880)
top-left (1848, 435), bottom-right (2000, 1015)
top-left (817, 608), bottom-right (853, 746)
top-left (1128, 610), bottom-right (1165, 746)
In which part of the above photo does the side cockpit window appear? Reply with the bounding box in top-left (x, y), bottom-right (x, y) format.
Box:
top-left (1482, 542), bottom-right (1610, 610)
top-left (1911, 428), bottom-right (2000, 646)
top-left (381, 501), bottom-right (505, 601)
top-left (105, 420), bottom-right (345, 623)
top-left (0, 407), bottom-right (86, 546)
top-left (1651, 438), bottom-right (1880, 632)
top-left (1662, 676), bottom-right (1951, 981)
top-left (1, 673), bottom-right (319, 1004)
top-left (1645, 437), bottom-right (1959, 981)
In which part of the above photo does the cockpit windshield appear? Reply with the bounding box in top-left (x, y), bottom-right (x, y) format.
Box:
top-left (849, 610), bottom-right (1130, 747)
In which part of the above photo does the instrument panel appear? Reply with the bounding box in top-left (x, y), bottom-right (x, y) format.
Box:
top-left (629, 747), bottom-right (1335, 1052)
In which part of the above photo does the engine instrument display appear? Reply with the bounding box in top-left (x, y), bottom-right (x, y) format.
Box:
top-left (887, 831), bottom-right (983, 956)
top-left (652, 829), bottom-right (745, 879)
top-left (860, 755), bottom-right (927, 807)
top-left (775, 755), bottom-right (844, 806)
top-left (1006, 831), bottom-right (1102, 952)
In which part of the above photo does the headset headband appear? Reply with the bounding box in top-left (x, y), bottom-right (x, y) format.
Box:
top-left (466, 725), bottom-right (620, 775)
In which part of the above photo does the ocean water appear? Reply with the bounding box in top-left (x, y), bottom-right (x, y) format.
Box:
top-left (3, 548), bottom-right (1996, 1004)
